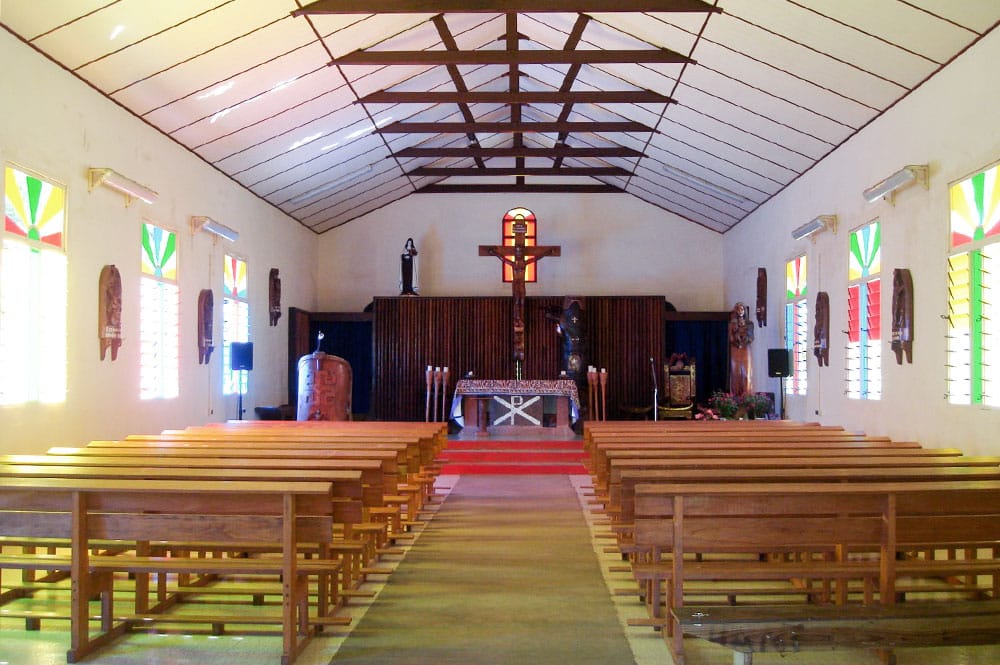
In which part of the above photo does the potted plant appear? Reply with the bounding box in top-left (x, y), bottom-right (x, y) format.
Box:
top-left (741, 392), bottom-right (773, 419)
top-left (708, 391), bottom-right (740, 419)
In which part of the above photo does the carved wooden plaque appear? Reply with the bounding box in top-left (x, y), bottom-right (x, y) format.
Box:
top-left (891, 268), bottom-right (914, 364)
top-left (98, 265), bottom-right (122, 361)
top-left (813, 291), bottom-right (830, 367)
top-left (197, 289), bottom-right (214, 365)
top-left (756, 267), bottom-right (767, 327)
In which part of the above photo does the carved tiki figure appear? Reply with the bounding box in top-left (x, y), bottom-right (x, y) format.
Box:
top-left (197, 289), bottom-right (214, 365)
top-left (891, 268), bottom-right (914, 364)
top-left (756, 267), bottom-right (767, 327)
top-left (813, 291), bottom-right (830, 367)
top-left (98, 265), bottom-right (123, 361)
top-left (268, 268), bottom-right (281, 326)
top-left (728, 302), bottom-right (754, 397)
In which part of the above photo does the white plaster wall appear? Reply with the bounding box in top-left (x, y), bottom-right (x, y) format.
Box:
top-left (722, 28), bottom-right (1000, 455)
top-left (316, 193), bottom-right (725, 312)
top-left (0, 31), bottom-right (318, 453)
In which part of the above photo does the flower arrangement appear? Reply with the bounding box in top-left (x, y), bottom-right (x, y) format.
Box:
top-left (708, 390), bottom-right (741, 419)
top-left (703, 391), bottom-right (773, 419)
top-left (742, 392), bottom-right (773, 419)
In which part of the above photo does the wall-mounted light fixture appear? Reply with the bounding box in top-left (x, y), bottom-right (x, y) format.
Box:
top-left (88, 167), bottom-right (158, 206)
top-left (662, 163), bottom-right (751, 206)
top-left (863, 164), bottom-right (928, 204)
top-left (288, 164), bottom-right (374, 205)
top-left (191, 216), bottom-right (239, 242)
top-left (792, 214), bottom-right (837, 241)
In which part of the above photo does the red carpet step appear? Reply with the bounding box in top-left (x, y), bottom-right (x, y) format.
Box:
top-left (439, 439), bottom-right (588, 475)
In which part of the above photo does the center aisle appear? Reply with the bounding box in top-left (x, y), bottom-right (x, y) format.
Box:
top-left (330, 475), bottom-right (638, 665)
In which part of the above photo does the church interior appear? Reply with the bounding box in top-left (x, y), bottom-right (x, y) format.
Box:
top-left (2, 2), bottom-right (1000, 664)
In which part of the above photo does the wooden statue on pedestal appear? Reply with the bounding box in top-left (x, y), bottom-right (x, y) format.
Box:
top-left (728, 302), bottom-right (754, 397)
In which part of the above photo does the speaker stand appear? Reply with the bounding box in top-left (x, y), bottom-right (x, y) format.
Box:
top-left (237, 371), bottom-right (245, 420)
top-left (778, 377), bottom-right (785, 420)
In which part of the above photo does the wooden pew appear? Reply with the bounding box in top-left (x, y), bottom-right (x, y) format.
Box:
top-left (589, 439), bottom-right (926, 489)
top-left (632, 480), bottom-right (1000, 665)
top-left (21, 452), bottom-right (400, 592)
top-left (0, 477), bottom-right (341, 665)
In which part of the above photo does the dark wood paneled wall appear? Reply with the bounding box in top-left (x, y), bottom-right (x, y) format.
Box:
top-left (371, 295), bottom-right (664, 421)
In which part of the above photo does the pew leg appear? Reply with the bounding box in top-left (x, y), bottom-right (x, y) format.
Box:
top-left (734, 652), bottom-right (752, 665)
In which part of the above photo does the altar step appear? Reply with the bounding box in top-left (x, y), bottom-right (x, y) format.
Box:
top-left (438, 440), bottom-right (588, 475)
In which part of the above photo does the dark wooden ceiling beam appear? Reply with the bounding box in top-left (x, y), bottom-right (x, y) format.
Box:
top-left (430, 15), bottom-right (486, 168)
top-left (394, 146), bottom-right (645, 158)
top-left (295, 1), bottom-right (721, 14)
top-left (330, 48), bottom-right (691, 66)
top-left (408, 166), bottom-right (630, 176)
top-left (357, 90), bottom-right (674, 105)
top-left (416, 183), bottom-right (624, 193)
top-left (552, 14), bottom-right (590, 168)
top-left (378, 121), bottom-right (655, 133)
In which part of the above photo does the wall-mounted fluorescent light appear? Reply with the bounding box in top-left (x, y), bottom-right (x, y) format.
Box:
top-left (863, 164), bottom-right (928, 204)
top-left (288, 164), bottom-right (374, 205)
top-left (792, 214), bottom-right (837, 241)
top-left (662, 164), bottom-right (750, 206)
top-left (88, 167), bottom-right (158, 206)
top-left (191, 216), bottom-right (239, 242)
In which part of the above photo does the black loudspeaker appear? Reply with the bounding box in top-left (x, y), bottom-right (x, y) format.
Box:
top-left (767, 348), bottom-right (790, 377)
top-left (231, 342), bottom-right (254, 371)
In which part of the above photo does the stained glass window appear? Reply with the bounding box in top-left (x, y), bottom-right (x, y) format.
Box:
top-left (501, 207), bottom-right (537, 283)
top-left (846, 221), bottom-right (882, 400)
top-left (0, 165), bottom-right (67, 404)
top-left (785, 255), bottom-right (808, 396)
top-left (223, 254), bottom-right (249, 395)
top-left (948, 163), bottom-right (1000, 406)
top-left (140, 222), bottom-right (179, 400)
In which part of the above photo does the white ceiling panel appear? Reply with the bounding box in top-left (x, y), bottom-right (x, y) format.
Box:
top-left (3, 0), bottom-right (996, 234)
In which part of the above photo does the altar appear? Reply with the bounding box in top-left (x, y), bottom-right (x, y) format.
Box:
top-left (451, 379), bottom-right (580, 436)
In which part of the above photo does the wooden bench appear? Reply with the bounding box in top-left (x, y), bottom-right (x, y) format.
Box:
top-left (0, 477), bottom-right (343, 665)
top-left (673, 600), bottom-right (1000, 665)
top-left (632, 480), bottom-right (1000, 665)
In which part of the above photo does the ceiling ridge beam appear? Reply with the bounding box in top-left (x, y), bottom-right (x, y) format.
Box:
top-left (357, 90), bottom-right (674, 104)
top-left (378, 121), bottom-right (655, 133)
top-left (394, 147), bottom-right (645, 157)
top-left (329, 48), bottom-right (692, 66)
top-left (295, 1), bottom-right (721, 15)
top-left (408, 166), bottom-right (631, 176)
top-left (416, 184), bottom-right (624, 194)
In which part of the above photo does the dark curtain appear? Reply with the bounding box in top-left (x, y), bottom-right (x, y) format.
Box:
top-left (666, 319), bottom-right (729, 406)
top-left (311, 320), bottom-right (373, 416)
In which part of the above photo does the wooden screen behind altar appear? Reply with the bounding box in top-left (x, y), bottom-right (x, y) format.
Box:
top-left (369, 295), bottom-right (664, 421)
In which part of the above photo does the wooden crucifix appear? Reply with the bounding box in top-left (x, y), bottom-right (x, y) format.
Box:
top-left (479, 219), bottom-right (560, 378)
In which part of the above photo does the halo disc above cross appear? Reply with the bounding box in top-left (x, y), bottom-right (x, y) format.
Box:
top-left (479, 213), bottom-right (560, 378)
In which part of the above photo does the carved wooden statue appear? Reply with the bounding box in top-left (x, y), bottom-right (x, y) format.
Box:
top-left (197, 289), bottom-right (214, 365)
top-left (814, 291), bottom-right (830, 367)
top-left (728, 302), bottom-right (754, 397)
top-left (756, 267), bottom-right (767, 327)
top-left (891, 268), bottom-right (914, 364)
top-left (268, 268), bottom-right (281, 326)
top-left (297, 351), bottom-right (352, 421)
top-left (98, 265), bottom-right (122, 361)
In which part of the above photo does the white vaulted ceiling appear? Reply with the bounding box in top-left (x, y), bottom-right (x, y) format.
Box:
top-left (2, 1), bottom-right (997, 234)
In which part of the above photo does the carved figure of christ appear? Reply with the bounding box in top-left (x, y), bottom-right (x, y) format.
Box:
top-left (479, 227), bottom-right (560, 373)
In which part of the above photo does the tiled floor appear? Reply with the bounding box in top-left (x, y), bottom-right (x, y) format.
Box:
top-left (2, 475), bottom-right (999, 665)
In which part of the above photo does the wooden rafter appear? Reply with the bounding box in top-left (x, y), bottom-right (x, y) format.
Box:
top-left (408, 166), bottom-right (630, 176)
top-left (295, 0), bottom-right (721, 15)
top-left (330, 48), bottom-right (692, 66)
top-left (356, 90), bottom-right (674, 105)
top-left (431, 15), bottom-right (486, 168)
top-left (377, 121), bottom-right (655, 133)
top-left (416, 183), bottom-right (624, 193)
top-left (552, 14), bottom-right (590, 168)
top-left (393, 146), bottom-right (645, 158)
